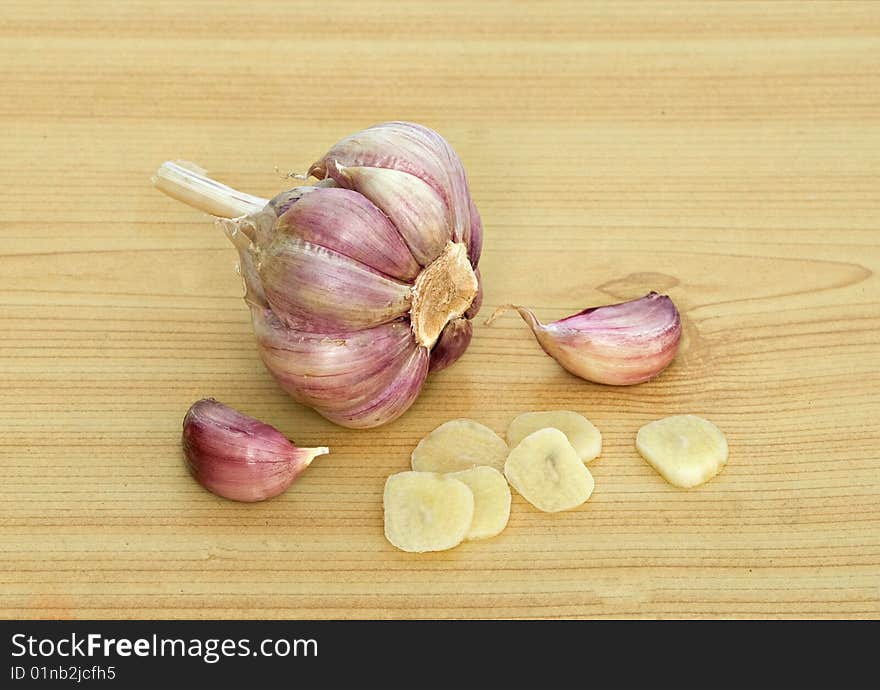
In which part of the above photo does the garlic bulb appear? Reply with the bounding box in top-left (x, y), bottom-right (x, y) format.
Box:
top-left (154, 122), bottom-right (483, 428)
top-left (488, 292), bottom-right (682, 385)
top-left (182, 399), bottom-right (328, 502)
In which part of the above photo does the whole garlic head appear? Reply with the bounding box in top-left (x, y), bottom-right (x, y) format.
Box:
top-left (154, 122), bottom-right (483, 428)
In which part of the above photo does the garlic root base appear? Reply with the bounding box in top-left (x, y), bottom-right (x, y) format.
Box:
top-left (410, 241), bottom-right (478, 348)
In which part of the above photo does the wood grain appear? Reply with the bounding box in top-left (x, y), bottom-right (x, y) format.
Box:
top-left (1, 0), bottom-right (878, 619)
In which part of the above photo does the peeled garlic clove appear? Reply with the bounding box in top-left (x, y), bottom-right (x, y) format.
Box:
top-left (383, 471), bottom-right (475, 553)
top-left (252, 309), bottom-right (429, 429)
top-left (259, 237), bottom-right (412, 331)
top-left (507, 410), bottom-right (602, 463)
top-left (429, 318), bottom-right (472, 373)
top-left (636, 414), bottom-right (728, 488)
top-left (182, 399), bottom-right (328, 502)
top-left (504, 427), bottom-right (595, 513)
top-left (411, 419), bottom-right (508, 473)
top-left (489, 292), bottom-right (681, 386)
top-left (447, 466), bottom-right (511, 540)
top-left (337, 166), bottom-right (451, 266)
top-left (276, 187), bottom-right (420, 281)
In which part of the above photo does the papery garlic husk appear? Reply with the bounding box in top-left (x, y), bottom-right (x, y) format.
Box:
top-left (154, 122), bottom-right (483, 428)
top-left (182, 398), bottom-right (328, 502)
top-left (488, 292), bottom-right (681, 385)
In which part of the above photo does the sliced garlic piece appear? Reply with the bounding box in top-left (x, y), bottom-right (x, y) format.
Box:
top-left (636, 414), bottom-right (728, 488)
top-left (448, 467), bottom-right (511, 540)
top-left (504, 428), bottom-right (595, 513)
top-left (507, 410), bottom-right (602, 463)
top-left (383, 472), bottom-right (475, 553)
top-left (411, 419), bottom-right (508, 473)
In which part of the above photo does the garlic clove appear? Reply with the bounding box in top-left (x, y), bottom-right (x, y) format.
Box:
top-left (259, 237), bottom-right (412, 332)
top-left (309, 121), bottom-right (476, 252)
top-left (252, 309), bottom-right (429, 428)
top-left (339, 345), bottom-right (430, 428)
top-left (489, 292), bottom-right (682, 386)
top-left (182, 398), bottom-right (327, 502)
top-left (275, 186), bottom-right (420, 281)
top-left (338, 165), bottom-right (451, 266)
top-left (467, 197), bottom-right (482, 267)
top-left (310, 122), bottom-right (451, 199)
top-left (252, 309), bottom-right (416, 380)
top-left (429, 318), bottom-right (472, 373)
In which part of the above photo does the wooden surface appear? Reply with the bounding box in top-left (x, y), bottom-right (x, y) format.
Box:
top-left (1, 0), bottom-right (878, 619)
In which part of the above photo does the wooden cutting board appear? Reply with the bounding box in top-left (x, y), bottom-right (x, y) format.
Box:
top-left (2, 0), bottom-right (878, 619)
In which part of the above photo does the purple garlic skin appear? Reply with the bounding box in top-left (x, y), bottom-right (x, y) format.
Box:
top-left (182, 399), bottom-right (328, 502)
top-left (155, 122), bottom-right (483, 428)
top-left (490, 292), bottom-right (682, 386)
top-left (428, 318), bottom-right (473, 374)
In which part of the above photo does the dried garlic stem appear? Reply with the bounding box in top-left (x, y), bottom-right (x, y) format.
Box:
top-left (152, 160), bottom-right (269, 218)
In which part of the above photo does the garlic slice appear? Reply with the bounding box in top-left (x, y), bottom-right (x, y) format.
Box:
top-left (447, 466), bottom-right (511, 540)
top-left (411, 419), bottom-right (508, 473)
top-left (504, 428), bottom-right (595, 513)
top-left (507, 410), bottom-right (602, 463)
top-left (636, 414), bottom-right (728, 488)
top-left (383, 472), bottom-right (475, 553)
